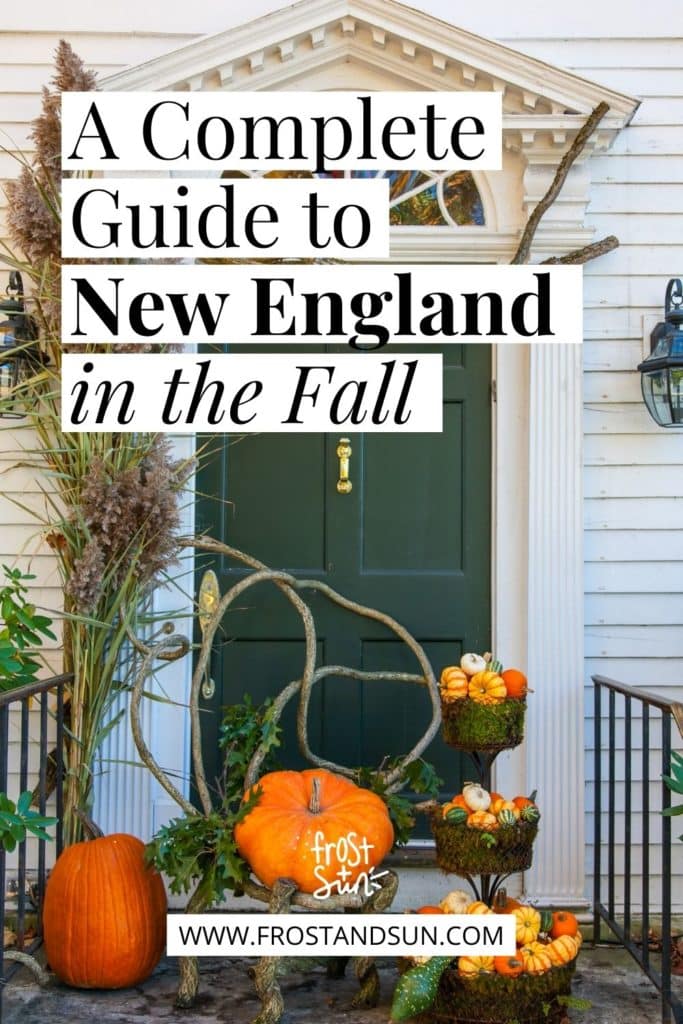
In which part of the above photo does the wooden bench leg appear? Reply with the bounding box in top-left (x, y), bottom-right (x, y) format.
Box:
top-left (326, 956), bottom-right (349, 979)
top-left (250, 878), bottom-right (298, 1024)
top-left (351, 956), bottom-right (380, 1008)
top-left (175, 955), bottom-right (200, 1009)
top-left (174, 882), bottom-right (209, 1009)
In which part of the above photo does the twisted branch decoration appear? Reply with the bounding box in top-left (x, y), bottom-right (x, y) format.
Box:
top-left (128, 534), bottom-right (440, 878)
top-left (129, 633), bottom-right (197, 818)
top-left (292, 579), bottom-right (440, 788)
top-left (127, 528), bottom-right (438, 823)
top-left (128, 535), bottom-right (440, 1020)
top-left (511, 101), bottom-right (611, 265)
top-left (181, 536), bottom-right (441, 802)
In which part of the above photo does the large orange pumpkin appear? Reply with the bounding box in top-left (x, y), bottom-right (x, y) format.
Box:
top-left (234, 768), bottom-right (394, 894)
top-left (43, 828), bottom-right (166, 989)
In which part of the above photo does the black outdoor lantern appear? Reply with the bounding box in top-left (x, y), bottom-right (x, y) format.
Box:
top-left (637, 278), bottom-right (683, 427)
top-left (0, 271), bottom-right (40, 419)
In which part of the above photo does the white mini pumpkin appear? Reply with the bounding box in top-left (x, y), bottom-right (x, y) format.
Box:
top-left (460, 653), bottom-right (487, 676)
top-left (439, 889), bottom-right (470, 915)
top-left (463, 783), bottom-right (491, 812)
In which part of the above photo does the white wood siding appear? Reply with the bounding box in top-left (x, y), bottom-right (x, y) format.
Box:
top-left (510, 32), bottom-right (683, 911)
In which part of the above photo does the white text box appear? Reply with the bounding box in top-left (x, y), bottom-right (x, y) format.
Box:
top-left (61, 177), bottom-right (389, 259)
top-left (166, 912), bottom-right (516, 957)
top-left (62, 91), bottom-right (502, 172)
top-left (61, 353), bottom-right (443, 433)
top-left (61, 264), bottom-right (583, 347)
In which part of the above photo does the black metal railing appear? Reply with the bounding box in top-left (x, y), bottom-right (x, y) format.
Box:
top-left (0, 674), bottom-right (69, 1022)
top-left (593, 674), bottom-right (683, 1024)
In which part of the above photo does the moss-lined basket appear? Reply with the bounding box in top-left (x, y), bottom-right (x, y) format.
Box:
top-left (431, 814), bottom-right (538, 875)
top-left (441, 698), bottom-right (525, 754)
top-left (423, 959), bottom-right (577, 1024)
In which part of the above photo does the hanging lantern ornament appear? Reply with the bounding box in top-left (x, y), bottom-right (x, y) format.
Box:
top-left (638, 278), bottom-right (683, 427)
top-left (0, 271), bottom-right (41, 419)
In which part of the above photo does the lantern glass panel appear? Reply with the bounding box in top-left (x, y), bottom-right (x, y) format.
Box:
top-left (670, 367), bottom-right (683, 424)
top-left (0, 355), bottom-right (20, 407)
top-left (641, 368), bottom-right (672, 426)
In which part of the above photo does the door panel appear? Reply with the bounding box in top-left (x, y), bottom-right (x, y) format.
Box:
top-left (210, 433), bottom-right (328, 571)
top-left (361, 408), bottom-right (463, 572)
top-left (196, 344), bottom-right (491, 819)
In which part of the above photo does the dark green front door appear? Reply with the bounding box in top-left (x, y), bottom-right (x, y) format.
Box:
top-left (195, 344), bottom-right (491, 813)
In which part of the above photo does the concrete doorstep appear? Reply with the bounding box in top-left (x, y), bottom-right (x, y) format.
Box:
top-left (2, 944), bottom-right (680, 1024)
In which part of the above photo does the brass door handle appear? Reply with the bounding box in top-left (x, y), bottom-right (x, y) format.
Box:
top-left (336, 437), bottom-right (352, 494)
top-left (198, 569), bottom-right (220, 700)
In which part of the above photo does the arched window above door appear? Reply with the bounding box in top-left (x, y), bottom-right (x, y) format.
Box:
top-left (220, 169), bottom-right (485, 227)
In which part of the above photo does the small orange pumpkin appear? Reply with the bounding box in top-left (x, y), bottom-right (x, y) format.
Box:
top-left (520, 941), bottom-right (547, 957)
top-left (450, 793), bottom-right (469, 810)
top-left (493, 891), bottom-right (522, 914)
top-left (466, 811), bottom-right (499, 832)
top-left (468, 670), bottom-right (507, 705)
top-left (549, 910), bottom-right (579, 939)
top-left (512, 795), bottom-right (535, 811)
top-left (489, 793), bottom-right (505, 815)
top-left (466, 901), bottom-right (494, 915)
top-left (440, 665), bottom-right (469, 701)
top-left (43, 823), bottom-right (167, 989)
top-left (416, 905), bottom-right (445, 915)
top-left (458, 955), bottom-right (494, 977)
top-left (494, 955), bottom-right (524, 978)
top-left (501, 668), bottom-right (528, 699)
top-left (546, 934), bottom-right (578, 965)
top-left (235, 768), bottom-right (394, 894)
top-left (522, 949), bottom-right (552, 975)
top-left (513, 906), bottom-right (541, 946)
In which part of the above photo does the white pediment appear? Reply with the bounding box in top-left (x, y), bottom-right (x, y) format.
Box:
top-left (102, 0), bottom-right (637, 137)
top-left (100, 0), bottom-right (639, 262)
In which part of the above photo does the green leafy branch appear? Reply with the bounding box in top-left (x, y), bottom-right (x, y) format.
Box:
top-left (219, 693), bottom-right (282, 805)
top-left (146, 695), bottom-right (282, 906)
top-left (0, 791), bottom-right (57, 852)
top-left (359, 757), bottom-right (442, 846)
top-left (0, 565), bottom-right (56, 692)
top-left (146, 790), bottom-right (259, 905)
top-left (663, 749), bottom-right (683, 840)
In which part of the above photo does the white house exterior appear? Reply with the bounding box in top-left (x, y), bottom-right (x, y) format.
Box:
top-left (1, 0), bottom-right (682, 913)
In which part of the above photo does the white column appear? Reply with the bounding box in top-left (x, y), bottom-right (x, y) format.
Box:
top-left (491, 344), bottom-right (529, 862)
top-left (525, 343), bottom-right (586, 906)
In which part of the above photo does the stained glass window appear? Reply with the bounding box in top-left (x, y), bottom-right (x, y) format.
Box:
top-left (221, 169), bottom-right (485, 227)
